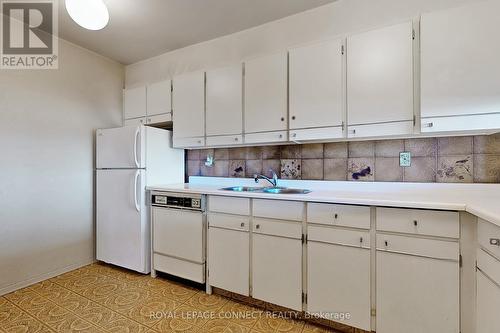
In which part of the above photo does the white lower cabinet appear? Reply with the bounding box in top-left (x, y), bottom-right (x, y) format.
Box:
top-left (376, 235), bottom-right (459, 333)
top-left (208, 225), bottom-right (249, 296)
top-left (476, 249), bottom-right (500, 333)
top-left (252, 231), bottom-right (303, 311)
top-left (307, 227), bottom-right (371, 331)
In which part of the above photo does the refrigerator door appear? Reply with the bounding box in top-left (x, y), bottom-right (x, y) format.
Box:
top-left (96, 125), bottom-right (145, 169)
top-left (97, 169), bottom-right (149, 273)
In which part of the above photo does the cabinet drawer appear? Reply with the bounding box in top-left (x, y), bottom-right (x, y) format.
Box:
top-left (244, 131), bottom-right (287, 144)
top-left (289, 126), bottom-right (343, 141)
top-left (308, 225), bottom-right (370, 248)
top-left (153, 253), bottom-right (205, 283)
top-left (253, 218), bottom-right (302, 239)
top-left (308, 203), bottom-right (370, 229)
top-left (477, 249), bottom-right (500, 286)
top-left (347, 121), bottom-right (413, 139)
top-left (478, 219), bottom-right (500, 260)
top-left (253, 199), bottom-right (303, 221)
top-left (376, 234), bottom-right (459, 261)
top-left (209, 196), bottom-right (250, 215)
top-left (146, 113), bottom-right (172, 124)
top-left (377, 207), bottom-right (459, 238)
top-left (208, 213), bottom-right (249, 231)
top-left (173, 137), bottom-right (204, 148)
top-left (206, 135), bottom-right (243, 146)
top-left (124, 117), bottom-right (146, 126)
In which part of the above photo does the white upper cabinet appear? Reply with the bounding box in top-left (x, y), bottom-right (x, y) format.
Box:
top-left (206, 64), bottom-right (243, 138)
top-left (244, 52), bottom-right (287, 140)
top-left (172, 71), bottom-right (205, 145)
top-left (421, 0), bottom-right (500, 133)
top-left (347, 21), bottom-right (414, 138)
top-left (289, 39), bottom-right (344, 140)
top-left (123, 86), bottom-right (147, 120)
top-left (147, 80), bottom-right (171, 116)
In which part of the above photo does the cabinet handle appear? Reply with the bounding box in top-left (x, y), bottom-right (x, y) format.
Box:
top-left (490, 238), bottom-right (500, 246)
top-left (423, 122), bottom-right (434, 128)
top-left (255, 224), bottom-right (260, 229)
top-left (279, 134), bottom-right (283, 139)
top-left (197, 140), bottom-right (202, 144)
top-left (281, 117), bottom-right (285, 121)
top-left (139, 119), bottom-right (144, 123)
top-left (240, 222), bottom-right (245, 227)
top-left (334, 213), bottom-right (338, 219)
top-left (292, 133), bottom-right (297, 138)
top-left (385, 241), bottom-right (389, 247)
top-left (234, 137), bottom-right (239, 142)
top-left (360, 237), bottom-right (363, 243)
top-left (291, 116), bottom-right (296, 120)
top-left (349, 129), bottom-right (356, 135)
top-left (413, 220), bottom-right (418, 226)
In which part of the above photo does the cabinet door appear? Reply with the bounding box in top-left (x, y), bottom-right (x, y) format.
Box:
top-left (308, 241), bottom-right (371, 331)
top-left (208, 227), bottom-right (249, 296)
top-left (172, 71), bottom-right (205, 139)
top-left (147, 80), bottom-right (171, 116)
top-left (421, 1), bottom-right (500, 132)
top-left (252, 234), bottom-right (302, 311)
top-left (347, 21), bottom-right (413, 131)
top-left (477, 271), bottom-right (500, 333)
top-left (376, 251), bottom-right (459, 333)
top-left (206, 65), bottom-right (243, 136)
top-left (289, 39), bottom-right (344, 131)
top-left (245, 52), bottom-right (287, 133)
top-left (124, 86), bottom-right (147, 120)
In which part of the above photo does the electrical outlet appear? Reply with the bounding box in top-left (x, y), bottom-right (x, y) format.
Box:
top-left (400, 152), bottom-right (411, 167)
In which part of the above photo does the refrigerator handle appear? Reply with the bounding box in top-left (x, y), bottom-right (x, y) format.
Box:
top-left (133, 127), bottom-right (140, 168)
top-left (134, 170), bottom-right (140, 212)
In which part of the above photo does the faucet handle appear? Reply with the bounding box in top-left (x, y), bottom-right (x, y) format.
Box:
top-left (253, 174), bottom-right (259, 183)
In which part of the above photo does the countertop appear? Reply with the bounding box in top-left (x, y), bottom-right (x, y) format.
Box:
top-left (147, 177), bottom-right (500, 227)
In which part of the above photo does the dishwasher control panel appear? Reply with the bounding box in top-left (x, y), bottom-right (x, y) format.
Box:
top-left (151, 193), bottom-right (203, 211)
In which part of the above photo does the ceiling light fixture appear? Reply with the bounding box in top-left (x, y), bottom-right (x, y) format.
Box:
top-left (65, 0), bottom-right (109, 31)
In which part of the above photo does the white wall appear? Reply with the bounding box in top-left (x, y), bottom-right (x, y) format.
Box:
top-left (0, 39), bottom-right (124, 294)
top-left (126, 0), bottom-right (478, 87)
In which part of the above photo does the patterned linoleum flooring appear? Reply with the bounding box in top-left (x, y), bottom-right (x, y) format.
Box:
top-left (0, 263), bottom-right (335, 333)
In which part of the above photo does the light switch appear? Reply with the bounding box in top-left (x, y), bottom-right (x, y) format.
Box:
top-left (400, 152), bottom-right (411, 167)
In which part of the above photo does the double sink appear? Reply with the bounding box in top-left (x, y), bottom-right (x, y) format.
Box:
top-left (220, 186), bottom-right (311, 195)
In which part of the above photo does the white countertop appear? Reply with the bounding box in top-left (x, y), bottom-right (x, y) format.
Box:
top-left (147, 177), bottom-right (500, 227)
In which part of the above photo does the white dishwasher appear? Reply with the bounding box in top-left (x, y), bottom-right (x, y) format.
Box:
top-left (151, 192), bottom-right (206, 283)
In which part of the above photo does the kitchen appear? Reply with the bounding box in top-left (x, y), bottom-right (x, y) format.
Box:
top-left (1, 0), bottom-right (500, 332)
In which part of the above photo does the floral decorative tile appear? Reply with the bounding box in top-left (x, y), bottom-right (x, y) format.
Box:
top-left (437, 155), bottom-right (473, 183)
top-left (280, 159), bottom-right (301, 179)
top-left (348, 158), bottom-right (374, 181)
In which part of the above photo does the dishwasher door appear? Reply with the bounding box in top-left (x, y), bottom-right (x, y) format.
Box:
top-left (152, 207), bottom-right (205, 263)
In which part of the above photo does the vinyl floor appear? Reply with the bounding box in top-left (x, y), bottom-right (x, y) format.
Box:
top-left (0, 262), bottom-right (335, 332)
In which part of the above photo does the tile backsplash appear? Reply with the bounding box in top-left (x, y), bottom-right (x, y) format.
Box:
top-left (186, 134), bottom-right (500, 183)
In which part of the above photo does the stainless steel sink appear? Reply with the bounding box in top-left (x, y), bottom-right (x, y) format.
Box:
top-left (262, 187), bottom-right (311, 194)
top-left (220, 186), bottom-right (263, 192)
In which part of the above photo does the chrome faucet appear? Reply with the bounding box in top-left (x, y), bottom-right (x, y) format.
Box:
top-left (254, 170), bottom-right (278, 188)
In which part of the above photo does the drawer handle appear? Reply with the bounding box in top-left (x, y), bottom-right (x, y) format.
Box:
top-left (240, 222), bottom-right (245, 227)
top-left (490, 238), bottom-right (500, 246)
top-left (413, 220), bottom-right (418, 226)
top-left (360, 237), bottom-right (363, 244)
top-left (256, 224), bottom-right (260, 230)
top-left (334, 213), bottom-right (338, 219)
top-left (385, 241), bottom-right (389, 247)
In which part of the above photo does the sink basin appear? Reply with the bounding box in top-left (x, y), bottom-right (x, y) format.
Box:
top-left (220, 186), bottom-right (263, 192)
top-left (262, 187), bottom-right (311, 194)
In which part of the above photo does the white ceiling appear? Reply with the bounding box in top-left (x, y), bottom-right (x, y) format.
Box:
top-left (57, 0), bottom-right (337, 65)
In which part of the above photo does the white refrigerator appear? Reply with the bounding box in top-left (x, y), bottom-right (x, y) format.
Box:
top-left (96, 125), bottom-right (184, 273)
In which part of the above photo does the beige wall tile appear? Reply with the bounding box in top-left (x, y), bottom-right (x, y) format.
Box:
top-left (213, 160), bottom-right (229, 177)
top-left (301, 144), bottom-right (324, 159)
top-left (245, 160), bottom-right (263, 178)
top-left (301, 159), bottom-right (324, 180)
top-left (474, 154), bottom-right (500, 183)
top-left (246, 147), bottom-right (262, 160)
top-left (375, 140), bottom-right (404, 157)
top-left (324, 142), bottom-right (348, 158)
top-left (474, 133), bottom-right (500, 154)
top-left (404, 156), bottom-right (436, 182)
top-left (348, 158), bottom-right (374, 181)
top-left (262, 160), bottom-right (281, 178)
top-left (187, 160), bottom-right (200, 177)
top-left (348, 141), bottom-right (375, 158)
top-left (187, 150), bottom-right (200, 160)
top-left (437, 155), bottom-right (473, 183)
top-left (404, 138), bottom-right (437, 157)
top-left (214, 148), bottom-right (229, 160)
top-left (229, 147), bottom-right (247, 160)
top-left (324, 158), bottom-right (347, 181)
top-left (375, 158), bottom-right (403, 182)
top-left (438, 137), bottom-right (473, 156)
top-left (280, 145), bottom-right (301, 159)
top-left (262, 146), bottom-right (280, 159)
